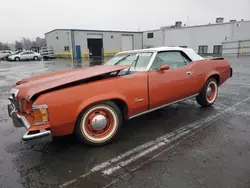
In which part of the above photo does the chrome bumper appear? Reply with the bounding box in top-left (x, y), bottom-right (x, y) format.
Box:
top-left (8, 103), bottom-right (51, 141)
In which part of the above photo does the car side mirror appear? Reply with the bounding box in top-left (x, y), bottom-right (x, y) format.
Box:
top-left (159, 64), bottom-right (170, 71)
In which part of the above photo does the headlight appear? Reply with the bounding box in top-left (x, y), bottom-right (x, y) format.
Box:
top-left (32, 105), bottom-right (49, 125)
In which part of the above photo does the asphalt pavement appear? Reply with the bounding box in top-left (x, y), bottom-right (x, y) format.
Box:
top-left (0, 57), bottom-right (250, 188)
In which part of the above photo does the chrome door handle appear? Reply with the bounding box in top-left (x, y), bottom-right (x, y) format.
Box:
top-left (186, 71), bottom-right (192, 75)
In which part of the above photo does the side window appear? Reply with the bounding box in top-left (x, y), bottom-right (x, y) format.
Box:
top-left (151, 51), bottom-right (190, 70)
top-left (21, 52), bottom-right (28, 55)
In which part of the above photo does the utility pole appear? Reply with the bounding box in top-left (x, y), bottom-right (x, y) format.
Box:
top-left (248, 0), bottom-right (250, 20)
top-left (187, 16), bottom-right (189, 26)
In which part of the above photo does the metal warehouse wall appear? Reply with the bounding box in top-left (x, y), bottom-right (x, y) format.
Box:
top-left (143, 30), bottom-right (164, 48)
top-left (74, 30), bottom-right (143, 57)
top-left (163, 24), bottom-right (232, 53)
top-left (163, 21), bottom-right (250, 53)
top-left (45, 30), bottom-right (72, 58)
top-left (46, 30), bottom-right (143, 58)
top-left (142, 21), bottom-right (250, 54)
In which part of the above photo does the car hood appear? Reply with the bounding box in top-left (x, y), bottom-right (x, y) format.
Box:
top-left (15, 65), bottom-right (129, 100)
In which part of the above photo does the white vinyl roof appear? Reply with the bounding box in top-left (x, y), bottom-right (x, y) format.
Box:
top-left (118, 47), bottom-right (204, 61)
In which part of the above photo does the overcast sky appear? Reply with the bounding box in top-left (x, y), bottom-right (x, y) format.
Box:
top-left (1, 0), bottom-right (250, 43)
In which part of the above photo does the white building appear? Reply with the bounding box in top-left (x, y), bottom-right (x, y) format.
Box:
top-left (45, 29), bottom-right (143, 59)
top-left (143, 19), bottom-right (250, 56)
top-left (45, 18), bottom-right (250, 58)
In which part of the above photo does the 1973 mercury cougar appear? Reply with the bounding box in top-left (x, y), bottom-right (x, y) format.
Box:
top-left (8, 47), bottom-right (232, 146)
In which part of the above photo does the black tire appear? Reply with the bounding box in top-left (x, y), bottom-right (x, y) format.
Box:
top-left (33, 56), bottom-right (38, 61)
top-left (15, 57), bottom-right (20, 61)
top-left (196, 78), bottom-right (218, 107)
top-left (74, 101), bottom-right (123, 146)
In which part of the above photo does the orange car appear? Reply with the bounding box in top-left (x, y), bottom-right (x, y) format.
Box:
top-left (8, 47), bottom-right (232, 146)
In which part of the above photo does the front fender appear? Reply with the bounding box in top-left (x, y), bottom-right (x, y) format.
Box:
top-left (75, 93), bottom-right (128, 124)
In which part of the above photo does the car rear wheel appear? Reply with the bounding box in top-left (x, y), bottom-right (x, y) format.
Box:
top-left (15, 57), bottom-right (20, 61)
top-left (74, 101), bottom-right (123, 146)
top-left (196, 78), bottom-right (218, 107)
top-left (33, 56), bottom-right (38, 61)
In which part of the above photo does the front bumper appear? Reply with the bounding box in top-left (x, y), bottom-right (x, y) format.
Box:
top-left (8, 103), bottom-right (51, 141)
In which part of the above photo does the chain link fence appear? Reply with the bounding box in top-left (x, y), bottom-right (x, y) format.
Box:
top-left (222, 39), bottom-right (250, 57)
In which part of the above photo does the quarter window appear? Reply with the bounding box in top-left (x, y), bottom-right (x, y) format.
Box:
top-left (151, 51), bottom-right (191, 70)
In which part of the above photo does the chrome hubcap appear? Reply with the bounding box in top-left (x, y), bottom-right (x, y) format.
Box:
top-left (207, 87), bottom-right (212, 98)
top-left (91, 115), bottom-right (107, 130)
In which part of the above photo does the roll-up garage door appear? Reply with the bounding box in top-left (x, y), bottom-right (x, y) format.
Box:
top-left (122, 35), bottom-right (133, 51)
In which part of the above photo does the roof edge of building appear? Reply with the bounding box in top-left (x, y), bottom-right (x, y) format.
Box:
top-left (45, 29), bottom-right (143, 35)
top-left (160, 20), bottom-right (250, 30)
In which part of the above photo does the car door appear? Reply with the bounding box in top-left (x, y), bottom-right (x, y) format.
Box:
top-left (28, 52), bottom-right (35, 60)
top-left (20, 52), bottom-right (29, 60)
top-left (148, 51), bottom-right (198, 109)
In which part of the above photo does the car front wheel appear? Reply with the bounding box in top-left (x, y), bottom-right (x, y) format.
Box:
top-left (74, 101), bottom-right (123, 146)
top-left (33, 56), bottom-right (38, 61)
top-left (14, 57), bottom-right (20, 61)
top-left (196, 78), bottom-right (218, 107)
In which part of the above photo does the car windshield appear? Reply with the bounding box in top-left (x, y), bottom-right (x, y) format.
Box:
top-left (104, 52), bottom-right (153, 71)
top-left (13, 51), bottom-right (22, 55)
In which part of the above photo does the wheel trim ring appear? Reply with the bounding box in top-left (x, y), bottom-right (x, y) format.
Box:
top-left (206, 81), bottom-right (217, 103)
top-left (81, 105), bottom-right (118, 143)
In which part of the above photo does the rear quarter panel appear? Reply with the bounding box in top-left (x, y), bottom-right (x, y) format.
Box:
top-left (33, 72), bottom-right (148, 136)
top-left (191, 59), bottom-right (230, 92)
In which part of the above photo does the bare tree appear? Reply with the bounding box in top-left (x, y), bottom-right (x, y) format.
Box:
top-left (0, 42), bottom-right (10, 50)
top-left (12, 37), bottom-right (46, 51)
top-left (35, 37), bottom-right (46, 47)
top-left (21, 38), bottom-right (32, 50)
top-left (15, 41), bottom-right (23, 50)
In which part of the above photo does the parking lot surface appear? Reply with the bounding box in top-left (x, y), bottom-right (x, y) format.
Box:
top-left (0, 57), bottom-right (250, 188)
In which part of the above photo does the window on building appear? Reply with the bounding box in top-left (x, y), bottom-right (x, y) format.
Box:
top-left (198, 45), bottom-right (208, 54)
top-left (151, 51), bottom-right (191, 70)
top-left (147, 33), bottom-right (154, 39)
top-left (213, 45), bottom-right (222, 55)
top-left (64, 46), bottom-right (69, 51)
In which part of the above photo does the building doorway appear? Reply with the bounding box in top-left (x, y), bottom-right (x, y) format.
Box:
top-left (87, 39), bottom-right (103, 58)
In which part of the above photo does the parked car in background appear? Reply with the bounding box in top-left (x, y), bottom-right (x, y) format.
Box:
top-left (0, 50), bottom-right (12, 60)
top-left (8, 47), bottom-right (232, 146)
top-left (8, 51), bottom-right (42, 61)
top-left (40, 46), bottom-right (56, 59)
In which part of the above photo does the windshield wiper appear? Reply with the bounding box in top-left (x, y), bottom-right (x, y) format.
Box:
top-left (125, 55), bottom-right (139, 75)
top-left (114, 55), bottom-right (130, 65)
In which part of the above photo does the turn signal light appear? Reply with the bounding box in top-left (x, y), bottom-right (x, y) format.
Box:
top-left (32, 105), bottom-right (49, 125)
